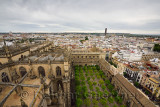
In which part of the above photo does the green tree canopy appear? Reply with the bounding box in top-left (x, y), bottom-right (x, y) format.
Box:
top-left (100, 98), bottom-right (107, 105)
top-left (153, 44), bottom-right (160, 52)
top-left (76, 98), bottom-right (83, 107)
top-left (84, 98), bottom-right (91, 106)
top-left (105, 80), bottom-right (110, 85)
top-left (108, 96), bottom-right (114, 103)
top-left (85, 36), bottom-right (89, 40)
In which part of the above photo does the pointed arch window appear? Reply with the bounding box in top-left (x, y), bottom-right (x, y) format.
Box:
top-left (38, 66), bottom-right (45, 77)
top-left (56, 66), bottom-right (61, 76)
top-left (1, 72), bottom-right (10, 82)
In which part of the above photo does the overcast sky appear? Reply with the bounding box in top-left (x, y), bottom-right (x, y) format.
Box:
top-left (0, 0), bottom-right (160, 34)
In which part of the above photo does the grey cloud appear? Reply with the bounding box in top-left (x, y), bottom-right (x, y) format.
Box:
top-left (0, 0), bottom-right (160, 34)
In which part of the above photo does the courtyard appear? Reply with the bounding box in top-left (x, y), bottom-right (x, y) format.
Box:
top-left (74, 65), bottom-right (126, 107)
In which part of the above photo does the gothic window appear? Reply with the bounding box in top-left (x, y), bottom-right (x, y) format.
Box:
top-left (21, 55), bottom-right (24, 59)
top-left (1, 72), bottom-right (10, 82)
top-left (19, 67), bottom-right (27, 77)
top-left (38, 66), bottom-right (45, 77)
top-left (56, 66), bottom-right (61, 76)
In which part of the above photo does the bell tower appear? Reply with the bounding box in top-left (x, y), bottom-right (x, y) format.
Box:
top-left (105, 28), bottom-right (107, 36)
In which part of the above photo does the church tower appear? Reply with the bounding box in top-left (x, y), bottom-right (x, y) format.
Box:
top-left (105, 28), bottom-right (107, 36)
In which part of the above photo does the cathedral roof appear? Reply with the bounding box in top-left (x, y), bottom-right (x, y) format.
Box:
top-left (115, 74), bottom-right (156, 107)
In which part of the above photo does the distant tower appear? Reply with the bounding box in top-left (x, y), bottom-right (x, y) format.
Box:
top-left (105, 28), bottom-right (107, 35)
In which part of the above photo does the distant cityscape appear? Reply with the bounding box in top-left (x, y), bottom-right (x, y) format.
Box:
top-left (1, 0), bottom-right (160, 106)
top-left (0, 29), bottom-right (159, 107)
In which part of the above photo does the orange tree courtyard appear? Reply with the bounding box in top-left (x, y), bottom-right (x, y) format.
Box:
top-left (74, 65), bottom-right (126, 107)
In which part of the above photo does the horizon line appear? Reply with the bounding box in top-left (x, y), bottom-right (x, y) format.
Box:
top-left (0, 31), bottom-right (160, 35)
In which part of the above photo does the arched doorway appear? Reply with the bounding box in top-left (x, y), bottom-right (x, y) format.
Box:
top-left (19, 67), bottom-right (27, 77)
top-left (1, 72), bottom-right (10, 82)
top-left (56, 66), bottom-right (61, 76)
top-left (38, 66), bottom-right (45, 77)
